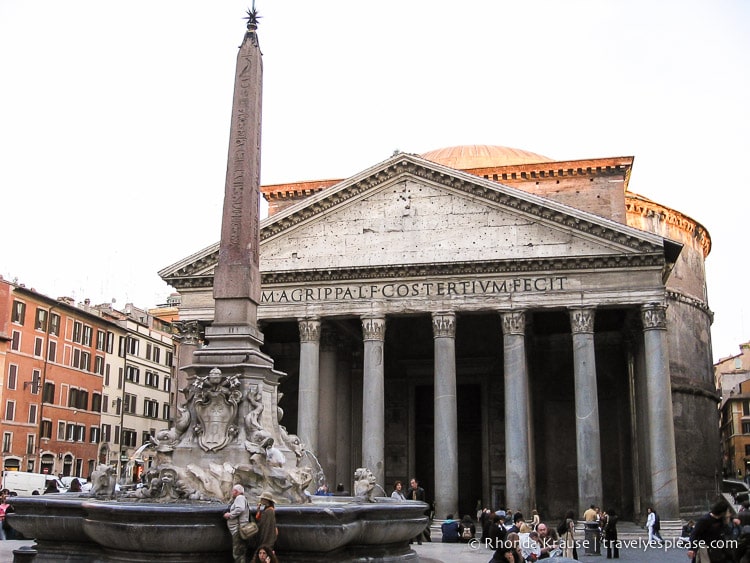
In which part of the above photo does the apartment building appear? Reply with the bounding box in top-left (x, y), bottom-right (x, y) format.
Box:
top-left (717, 342), bottom-right (750, 479)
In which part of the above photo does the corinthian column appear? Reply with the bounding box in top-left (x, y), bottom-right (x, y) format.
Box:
top-left (298, 318), bottom-right (321, 454)
top-left (433, 312), bottom-right (458, 519)
top-left (502, 311), bottom-right (531, 515)
top-left (361, 316), bottom-right (386, 488)
top-left (318, 327), bottom-right (338, 485)
top-left (641, 303), bottom-right (680, 518)
top-left (570, 307), bottom-right (603, 515)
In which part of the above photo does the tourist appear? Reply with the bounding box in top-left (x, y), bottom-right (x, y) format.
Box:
top-left (603, 508), bottom-right (619, 559)
top-left (43, 480), bottom-right (59, 494)
top-left (440, 513), bottom-right (460, 542)
top-left (391, 480), bottom-right (406, 500)
top-left (583, 504), bottom-right (597, 522)
top-left (535, 523), bottom-right (560, 559)
top-left (69, 478), bottom-right (82, 493)
top-left (223, 484), bottom-right (250, 563)
top-left (480, 507), bottom-right (493, 540)
top-left (519, 530), bottom-right (542, 561)
top-left (487, 512), bottom-right (507, 548)
top-left (314, 483), bottom-right (331, 496)
top-left (255, 491), bottom-right (278, 551)
top-left (530, 509), bottom-right (540, 530)
top-left (688, 498), bottom-right (735, 563)
top-left (0, 489), bottom-right (10, 541)
top-left (509, 512), bottom-right (530, 534)
top-left (506, 532), bottom-right (523, 561)
top-left (559, 510), bottom-right (577, 560)
top-left (405, 478), bottom-right (429, 544)
top-left (250, 544), bottom-right (278, 563)
top-left (490, 546), bottom-right (521, 563)
top-left (459, 514), bottom-right (475, 542)
top-left (645, 507), bottom-right (663, 545)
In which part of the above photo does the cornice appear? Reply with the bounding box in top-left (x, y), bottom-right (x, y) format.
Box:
top-left (625, 192), bottom-right (711, 258)
top-left (666, 289), bottom-right (713, 321)
top-left (165, 253), bottom-right (665, 290)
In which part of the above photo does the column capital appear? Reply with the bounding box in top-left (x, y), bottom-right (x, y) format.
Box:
top-left (298, 318), bottom-right (321, 342)
top-left (501, 311), bottom-right (526, 336)
top-left (172, 320), bottom-right (203, 345)
top-left (569, 307), bottom-right (596, 334)
top-left (361, 316), bottom-right (386, 341)
top-left (432, 312), bottom-right (456, 338)
top-left (641, 303), bottom-right (668, 331)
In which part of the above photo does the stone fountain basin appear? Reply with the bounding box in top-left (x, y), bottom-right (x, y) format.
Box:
top-left (8, 494), bottom-right (428, 561)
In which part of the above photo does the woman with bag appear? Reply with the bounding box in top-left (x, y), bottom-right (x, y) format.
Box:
top-left (224, 484), bottom-right (251, 563)
top-left (254, 491), bottom-right (278, 552)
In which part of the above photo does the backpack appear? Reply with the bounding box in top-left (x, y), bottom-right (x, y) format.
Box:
top-left (461, 525), bottom-right (473, 539)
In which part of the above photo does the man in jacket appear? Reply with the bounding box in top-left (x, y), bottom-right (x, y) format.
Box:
top-left (224, 484), bottom-right (250, 563)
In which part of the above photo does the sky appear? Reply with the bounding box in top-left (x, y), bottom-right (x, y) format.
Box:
top-left (1, 1), bottom-right (748, 362)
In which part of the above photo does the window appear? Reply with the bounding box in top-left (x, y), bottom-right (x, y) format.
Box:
top-left (162, 403), bottom-right (171, 421)
top-left (82, 326), bottom-right (92, 347)
top-left (106, 331), bottom-right (114, 354)
top-left (11, 300), bottom-right (26, 325)
top-left (57, 421), bottom-right (65, 440)
top-left (40, 420), bottom-right (52, 439)
top-left (153, 347), bottom-right (161, 364)
top-left (73, 348), bottom-right (81, 369)
top-left (742, 422), bottom-right (750, 434)
top-left (7, 365), bottom-right (18, 390)
top-left (26, 434), bottom-right (35, 455)
top-left (79, 390), bottom-right (89, 410)
top-left (34, 337), bottom-right (43, 357)
top-left (104, 364), bottom-right (110, 386)
top-left (126, 366), bottom-right (140, 384)
top-left (2, 433), bottom-right (11, 453)
top-left (50, 313), bottom-right (60, 336)
top-left (164, 377), bottom-right (172, 393)
top-left (114, 425), bottom-right (120, 444)
top-left (31, 370), bottom-right (40, 394)
top-left (146, 343), bottom-right (152, 360)
top-left (102, 394), bottom-right (109, 413)
top-left (94, 356), bottom-right (104, 375)
top-left (127, 337), bottom-right (139, 356)
top-left (76, 425), bottom-right (86, 442)
top-left (96, 330), bottom-right (106, 351)
top-left (118, 336), bottom-right (126, 358)
top-left (166, 351), bottom-right (174, 367)
top-left (122, 429), bottom-right (137, 448)
top-left (35, 308), bottom-right (48, 331)
top-left (11, 330), bottom-right (20, 351)
top-left (28, 404), bottom-right (37, 424)
top-left (115, 398), bottom-right (122, 415)
top-left (43, 382), bottom-right (55, 404)
top-left (91, 393), bottom-right (102, 412)
top-left (5, 400), bottom-right (15, 421)
top-left (47, 340), bottom-right (57, 362)
top-left (80, 351), bottom-right (90, 372)
top-left (124, 394), bottom-right (137, 414)
top-left (66, 424), bottom-right (76, 441)
top-left (73, 321), bottom-right (83, 343)
top-left (68, 388), bottom-right (79, 408)
top-left (141, 430), bottom-right (153, 445)
top-left (145, 371), bottom-right (159, 388)
top-left (118, 367), bottom-right (123, 389)
top-left (90, 426), bottom-right (100, 443)
top-left (101, 424), bottom-right (112, 443)
top-left (144, 399), bottom-right (159, 418)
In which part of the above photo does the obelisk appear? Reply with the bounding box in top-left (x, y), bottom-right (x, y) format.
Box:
top-left (201, 8), bottom-right (269, 363)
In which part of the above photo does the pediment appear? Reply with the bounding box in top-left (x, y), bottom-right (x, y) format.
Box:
top-left (160, 153), bottom-right (677, 288)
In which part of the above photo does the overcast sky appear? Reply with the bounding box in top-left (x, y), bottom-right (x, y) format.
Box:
top-left (1, 1), bottom-right (748, 362)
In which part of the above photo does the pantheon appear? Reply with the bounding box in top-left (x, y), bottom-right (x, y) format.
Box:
top-left (161, 143), bottom-right (718, 521)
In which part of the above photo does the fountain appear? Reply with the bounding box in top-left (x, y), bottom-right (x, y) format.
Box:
top-left (7, 8), bottom-right (427, 563)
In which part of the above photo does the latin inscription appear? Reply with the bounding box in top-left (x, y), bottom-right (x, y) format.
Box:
top-left (261, 276), bottom-right (567, 304)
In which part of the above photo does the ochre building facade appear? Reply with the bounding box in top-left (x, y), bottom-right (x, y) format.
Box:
top-left (161, 144), bottom-right (718, 520)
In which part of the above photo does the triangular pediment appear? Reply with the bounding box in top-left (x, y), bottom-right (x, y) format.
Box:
top-left (160, 153), bottom-right (676, 287)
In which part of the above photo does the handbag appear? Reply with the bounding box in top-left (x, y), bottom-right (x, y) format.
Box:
top-left (239, 520), bottom-right (258, 540)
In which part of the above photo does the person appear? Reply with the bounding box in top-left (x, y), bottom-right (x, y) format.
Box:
top-left (535, 523), bottom-right (560, 559)
top-left (583, 504), bottom-right (598, 522)
top-left (391, 480), bottom-right (406, 501)
top-left (560, 510), bottom-right (577, 559)
top-left (645, 507), bottom-right (663, 544)
top-left (69, 478), bottom-right (82, 493)
top-left (480, 508), bottom-right (493, 541)
top-left (603, 508), bottom-right (619, 559)
top-left (333, 483), bottom-right (349, 496)
top-left (223, 484), bottom-right (250, 563)
top-left (487, 512), bottom-right (507, 549)
top-left (530, 509), bottom-right (540, 530)
top-left (254, 491), bottom-right (278, 552)
top-left (459, 514), bottom-right (476, 542)
top-left (441, 513), bottom-right (460, 542)
top-left (405, 478), bottom-right (430, 544)
top-left (490, 546), bottom-right (522, 563)
top-left (520, 530), bottom-right (542, 561)
top-left (688, 498), bottom-right (735, 563)
top-left (43, 480), bottom-right (59, 494)
top-left (679, 519), bottom-right (695, 547)
top-left (250, 544), bottom-right (278, 563)
top-left (506, 532), bottom-right (523, 561)
top-left (0, 490), bottom-right (9, 541)
top-left (314, 483), bottom-right (332, 496)
top-left (0, 490), bottom-right (14, 540)
top-left (509, 512), bottom-right (530, 534)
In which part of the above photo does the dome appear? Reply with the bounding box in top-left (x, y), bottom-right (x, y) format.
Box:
top-left (420, 144), bottom-right (554, 169)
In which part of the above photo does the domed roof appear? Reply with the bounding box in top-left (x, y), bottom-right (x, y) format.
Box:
top-left (421, 144), bottom-right (554, 169)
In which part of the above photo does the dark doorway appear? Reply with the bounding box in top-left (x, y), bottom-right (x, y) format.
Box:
top-left (457, 383), bottom-right (482, 518)
top-left (413, 383), bottom-right (483, 519)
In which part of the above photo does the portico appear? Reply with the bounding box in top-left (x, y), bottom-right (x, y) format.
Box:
top-left (162, 150), bottom-right (691, 520)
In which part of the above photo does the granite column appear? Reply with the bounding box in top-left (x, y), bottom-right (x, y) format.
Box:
top-left (361, 316), bottom-right (386, 488)
top-left (298, 318), bottom-right (321, 455)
